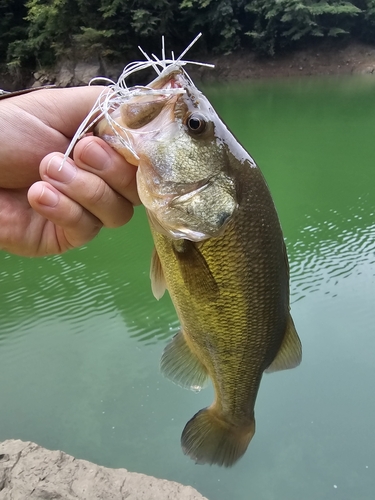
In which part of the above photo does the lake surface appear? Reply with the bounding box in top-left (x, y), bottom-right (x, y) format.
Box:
top-left (1, 76), bottom-right (375, 500)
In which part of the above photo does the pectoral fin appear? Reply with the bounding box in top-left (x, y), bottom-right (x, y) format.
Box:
top-left (173, 240), bottom-right (219, 301)
top-left (265, 314), bottom-right (302, 373)
top-left (150, 247), bottom-right (166, 300)
top-left (160, 331), bottom-right (209, 390)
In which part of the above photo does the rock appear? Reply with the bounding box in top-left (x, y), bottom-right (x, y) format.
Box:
top-left (352, 63), bottom-right (375, 74)
top-left (74, 61), bottom-right (102, 85)
top-left (0, 440), bottom-right (208, 500)
top-left (361, 65), bottom-right (375, 74)
top-left (31, 72), bottom-right (53, 87)
top-left (100, 61), bottom-right (125, 83)
top-left (56, 63), bottom-right (75, 87)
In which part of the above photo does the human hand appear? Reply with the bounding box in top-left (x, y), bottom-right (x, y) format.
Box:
top-left (0, 87), bottom-right (140, 257)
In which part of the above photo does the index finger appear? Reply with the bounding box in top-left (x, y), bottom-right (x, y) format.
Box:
top-left (73, 136), bottom-right (141, 206)
top-left (16, 86), bottom-right (107, 139)
top-left (0, 86), bottom-right (107, 189)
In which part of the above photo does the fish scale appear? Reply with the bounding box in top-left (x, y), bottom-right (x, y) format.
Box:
top-left (96, 61), bottom-right (302, 467)
top-left (153, 161), bottom-right (287, 416)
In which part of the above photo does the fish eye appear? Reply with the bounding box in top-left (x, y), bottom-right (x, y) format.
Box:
top-left (186, 114), bottom-right (207, 134)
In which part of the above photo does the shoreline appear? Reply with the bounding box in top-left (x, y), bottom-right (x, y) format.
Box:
top-left (1, 40), bottom-right (375, 92)
top-left (193, 40), bottom-right (375, 82)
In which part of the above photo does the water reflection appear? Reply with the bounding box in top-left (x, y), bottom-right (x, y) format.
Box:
top-left (1, 76), bottom-right (375, 500)
top-left (2, 199), bottom-right (372, 347)
top-left (0, 210), bottom-right (178, 348)
top-left (290, 196), bottom-right (375, 302)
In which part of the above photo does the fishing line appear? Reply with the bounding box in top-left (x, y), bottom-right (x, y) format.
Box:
top-left (62, 33), bottom-right (214, 169)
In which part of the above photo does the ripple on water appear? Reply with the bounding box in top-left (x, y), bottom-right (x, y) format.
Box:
top-left (0, 253), bottom-right (128, 347)
top-left (290, 201), bottom-right (375, 303)
top-left (0, 236), bottom-right (178, 356)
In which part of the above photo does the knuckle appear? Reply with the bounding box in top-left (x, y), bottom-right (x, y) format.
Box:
top-left (68, 206), bottom-right (102, 236)
top-left (87, 182), bottom-right (108, 205)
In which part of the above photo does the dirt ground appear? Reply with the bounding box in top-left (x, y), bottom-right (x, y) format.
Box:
top-left (190, 39), bottom-right (375, 82)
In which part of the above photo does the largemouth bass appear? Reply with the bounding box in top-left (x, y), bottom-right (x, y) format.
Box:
top-left (94, 53), bottom-right (302, 467)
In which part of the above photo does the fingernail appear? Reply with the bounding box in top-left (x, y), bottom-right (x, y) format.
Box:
top-left (81, 141), bottom-right (111, 170)
top-left (47, 155), bottom-right (77, 183)
top-left (38, 186), bottom-right (59, 207)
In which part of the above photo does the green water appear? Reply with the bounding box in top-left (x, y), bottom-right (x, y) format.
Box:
top-left (1, 76), bottom-right (375, 499)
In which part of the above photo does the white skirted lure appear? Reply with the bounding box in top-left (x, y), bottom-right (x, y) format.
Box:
top-left (61, 33), bottom-right (214, 169)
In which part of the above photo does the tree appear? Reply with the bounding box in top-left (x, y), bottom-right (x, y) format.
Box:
top-left (245, 0), bottom-right (362, 55)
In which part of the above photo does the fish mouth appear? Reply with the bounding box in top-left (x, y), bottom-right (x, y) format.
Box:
top-left (97, 63), bottom-right (238, 242)
top-left (148, 65), bottom-right (188, 92)
top-left (94, 65), bottom-right (189, 165)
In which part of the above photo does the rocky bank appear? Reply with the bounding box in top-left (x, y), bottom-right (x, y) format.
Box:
top-left (31, 41), bottom-right (375, 89)
top-left (2, 40), bottom-right (375, 92)
top-left (0, 440), bottom-right (208, 500)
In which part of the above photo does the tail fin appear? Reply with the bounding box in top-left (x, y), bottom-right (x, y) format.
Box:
top-left (181, 407), bottom-right (255, 467)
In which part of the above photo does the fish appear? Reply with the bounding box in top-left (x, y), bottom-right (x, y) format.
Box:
top-left (89, 40), bottom-right (302, 467)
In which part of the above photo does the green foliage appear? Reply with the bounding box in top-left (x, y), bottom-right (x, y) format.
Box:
top-left (245, 0), bottom-right (362, 55)
top-left (352, 0), bottom-right (375, 41)
top-left (1, 0), bottom-right (375, 71)
top-left (0, 0), bottom-right (28, 65)
top-left (179, 0), bottom-right (245, 53)
top-left (363, 0), bottom-right (375, 39)
top-left (7, 0), bottom-right (92, 66)
top-left (73, 27), bottom-right (117, 57)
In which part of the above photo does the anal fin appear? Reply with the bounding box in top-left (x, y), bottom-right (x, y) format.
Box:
top-left (160, 331), bottom-right (209, 391)
top-left (265, 314), bottom-right (302, 373)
